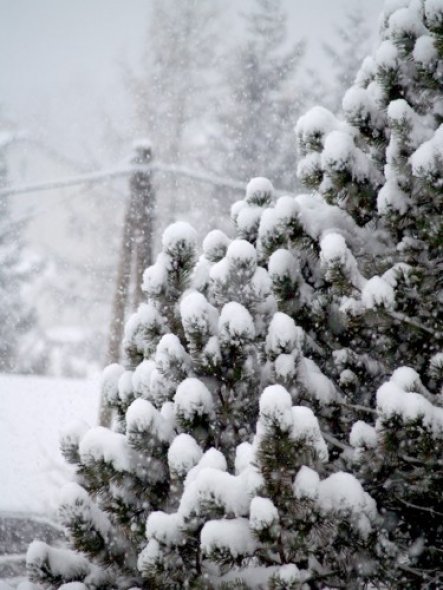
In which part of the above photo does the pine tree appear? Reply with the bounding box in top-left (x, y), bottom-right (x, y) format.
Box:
top-left (25, 1), bottom-right (442, 588)
top-left (0, 133), bottom-right (45, 374)
top-left (215, 0), bottom-right (305, 192)
top-left (296, 0), bottom-right (443, 396)
top-left (24, 179), bottom-right (382, 589)
top-left (294, 0), bottom-right (443, 584)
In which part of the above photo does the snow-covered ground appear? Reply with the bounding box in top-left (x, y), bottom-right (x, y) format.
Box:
top-left (0, 374), bottom-right (99, 516)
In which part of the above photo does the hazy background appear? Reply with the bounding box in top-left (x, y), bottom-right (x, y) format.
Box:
top-left (0, 0), bottom-right (385, 376)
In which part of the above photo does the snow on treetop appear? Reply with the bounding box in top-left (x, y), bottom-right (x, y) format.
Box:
top-left (355, 56), bottom-right (377, 87)
top-left (218, 302), bottom-right (255, 343)
top-left (180, 291), bottom-right (217, 336)
top-left (268, 248), bottom-right (298, 281)
top-left (197, 448), bottom-right (227, 471)
top-left (388, 4), bottom-right (426, 39)
top-left (236, 204), bottom-right (263, 238)
top-left (185, 447), bottom-right (228, 486)
top-left (291, 406), bottom-right (328, 462)
top-left (132, 359), bottom-right (156, 399)
top-left (266, 312), bottom-right (303, 356)
top-left (118, 370), bottom-right (134, 403)
top-left (245, 177), bottom-right (274, 205)
top-left (382, 0), bottom-right (410, 22)
top-left (377, 179), bottom-right (410, 215)
top-left (79, 427), bottom-right (131, 472)
top-left (429, 352), bottom-right (443, 377)
top-left (298, 357), bottom-right (340, 405)
top-left (137, 538), bottom-right (161, 570)
top-left (276, 564), bottom-right (302, 584)
top-left (249, 496), bottom-right (279, 531)
top-left (274, 353), bottom-right (297, 382)
top-left (235, 441), bottom-right (254, 475)
top-left (391, 366), bottom-right (421, 391)
top-left (375, 40), bottom-right (399, 69)
top-left (251, 266), bottom-right (272, 300)
top-left (59, 419), bottom-right (89, 449)
top-left (59, 483), bottom-right (111, 540)
top-left (101, 363), bottom-right (124, 405)
top-left (320, 233), bottom-right (348, 265)
top-left (259, 384), bottom-right (292, 431)
top-left (321, 130), bottom-right (354, 173)
top-left (275, 195), bottom-right (299, 221)
top-left (342, 86), bottom-right (377, 126)
top-left (413, 35), bottom-right (438, 66)
top-left (202, 229), bottom-right (230, 262)
top-left (179, 467), bottom-right (251, 518)
top-left (425, 0), bottom-right (443, 27)
top-left (294, 193), bottom-right (361, 248)
top-left (376, 380), bottom-right (443, 433)
top-left (27, 541), bottom-right (90, 581)
top-left (258, 207), bottom-right (280, 242)
top-left (201, 518), bottom-right (258, 558)
top-left (124, 303), bottom-right (164, 341)
top-left (350, 421), bottom-right (377, 448)
top-left (387, 99), bottom-right (426, 137)
top-left (209, 257), bottom-right (229, 284)
top-left (168, 433), bottom-right (202, 477)
top-left (230, 199), bottom-right (247, 224)
top-left (155, 333), bottom-right (189, 374)
top-left (361, 276), bottom-right (396, 310)
top-left (161, 221), bottom-right (197, 253)
top-left (295, 106), bottom-right (337, 145)
top-left (146, 511), bottom-right (184, 546)
top-left (142, 260), bottom-right (167, 297)
top-left (410, 125), bottom-right (443, 182)
top-left (297, 151), bottom-right (322, 185)
top-left (318, 472), bottom-right (377, 536)
top-left (293, 465), bottom-right (320, 500)
top-left (126, 398), bottom-right (172, 442)
top-left (226, 239), bottom-right (257, 266)
top-left (174, 377), bottom-right (214, 421)
top-left (58, 584), bottom-right (87, 590)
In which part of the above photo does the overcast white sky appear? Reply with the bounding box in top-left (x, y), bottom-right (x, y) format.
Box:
top-left (0, 0), bottom-right (386, 333)
top-left (0, 0), bottom-right (385, 163)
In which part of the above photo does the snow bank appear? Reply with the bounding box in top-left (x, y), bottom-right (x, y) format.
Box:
top-left (0, 374), bottom-right (98, 514)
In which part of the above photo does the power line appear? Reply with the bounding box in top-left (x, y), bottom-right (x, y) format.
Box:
top-left (0, 167), bottom-right (134, 198)
top-left (0, 162), bottom-right (249, 199)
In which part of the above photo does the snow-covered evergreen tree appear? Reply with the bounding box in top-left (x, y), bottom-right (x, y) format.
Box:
top-left (24, 179), bottom-right (381, 588)
top-left (294, 0), bottom-right (443, 583)
top-left (296, 0), bottom-right (442, 395)
top-left (25, 1), bottom-right (442, 588)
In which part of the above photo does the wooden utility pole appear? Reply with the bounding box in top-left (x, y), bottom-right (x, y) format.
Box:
top-left (99, 141), bottom-right (154, 426)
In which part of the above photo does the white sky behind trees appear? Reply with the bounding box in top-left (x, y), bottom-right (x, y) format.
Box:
top-left (0, 0), bottom-right (384, 164)
top-left (0, 0), bottom-right (385, 356)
